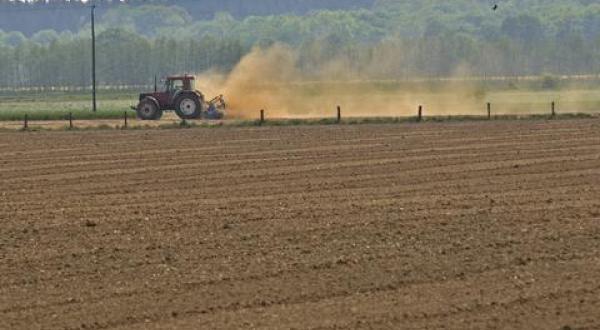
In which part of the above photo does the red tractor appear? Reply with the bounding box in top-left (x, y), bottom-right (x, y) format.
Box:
top-left (133, 75), bottom-right (225, 120)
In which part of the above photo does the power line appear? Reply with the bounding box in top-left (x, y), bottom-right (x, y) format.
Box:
top-left (91, 4), bottom-right (97, 112)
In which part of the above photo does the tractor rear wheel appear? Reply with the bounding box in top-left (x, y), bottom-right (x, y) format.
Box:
top-left (175, 94), bottom-right (202, 120)
top-left (136, 98), bottom-right (162, 120)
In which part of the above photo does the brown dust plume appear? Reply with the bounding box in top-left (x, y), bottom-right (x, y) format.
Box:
top-left (194, 44), bottom-right (541, 119)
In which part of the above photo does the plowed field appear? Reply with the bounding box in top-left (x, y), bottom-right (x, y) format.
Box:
top-left (1, 120), bottom-right (600, 330)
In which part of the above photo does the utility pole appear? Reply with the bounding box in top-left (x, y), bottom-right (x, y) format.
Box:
top-left (91, 4), bottom-right (97, 112)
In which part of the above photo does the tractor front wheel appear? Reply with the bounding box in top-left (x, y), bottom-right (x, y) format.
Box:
top-left (175, 94), bottom-right (202, 120)
top-left (136, 98), bottom-right (162, 120)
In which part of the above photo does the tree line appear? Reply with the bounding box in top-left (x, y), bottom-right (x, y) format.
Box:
top-left (0, 30), bottom-right (244, 87)
top-left (0, 0), bottom-right (375, 35)
top-left (0, 0), bottom-right (598, 87)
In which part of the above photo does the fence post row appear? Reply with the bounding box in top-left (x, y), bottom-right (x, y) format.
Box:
top-left (13, 101), bottom-right (574, 132)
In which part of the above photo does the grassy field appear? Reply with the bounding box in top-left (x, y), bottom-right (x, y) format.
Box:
top-left (0, 89), bottom-right (136, 120)
top-left (280, 82), bottom-right (600, 117)
top-left (0, 81), bottom-right (599, 121)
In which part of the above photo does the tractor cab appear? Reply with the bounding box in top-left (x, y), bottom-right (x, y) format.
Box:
top-left (165, 75), bottom-right (194, 94)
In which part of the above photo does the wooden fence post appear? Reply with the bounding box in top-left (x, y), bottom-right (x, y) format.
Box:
top-left (487, 102), bottom-right (491, 120)
top-left (124, 111), bottom-right (128, 129)
top-left (337, 105), bottom-right (341, 123)
top-left (260, 109), bottom-right (265, 125)
top-left (551, 101), bottom-right (556, 118)
top-left (69, 112), bottom-right (73, 129)
top-left (417, 105), bottom-right (423, 122)
top-left (23, 114), bottom-right (28, 130)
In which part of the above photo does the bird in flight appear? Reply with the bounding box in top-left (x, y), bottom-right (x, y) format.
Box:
top-left (493, 4), bottom-right (498, 10)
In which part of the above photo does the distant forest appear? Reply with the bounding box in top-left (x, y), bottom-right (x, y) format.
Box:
top-left (0, 0), bottom-right (599, 87)
top-left (0, 0), bottom-right (376, 35)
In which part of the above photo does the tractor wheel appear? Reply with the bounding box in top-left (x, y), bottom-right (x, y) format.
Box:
top-left (154, 109), bottom-right (164, 120)
top-left (136, 98), bottom-right (162, 120)
top-left (175, 94), bottom-right (202, 120)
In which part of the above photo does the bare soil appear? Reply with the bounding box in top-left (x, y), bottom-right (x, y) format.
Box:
top-left (1, 119), bottom-right (600, 330)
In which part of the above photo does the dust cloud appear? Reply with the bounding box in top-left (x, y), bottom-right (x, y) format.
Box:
top-left (194, 44), bottom-right (519, 119)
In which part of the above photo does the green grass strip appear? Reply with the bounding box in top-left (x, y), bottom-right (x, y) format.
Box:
top-left (0, 109), bottom-right (135, 121)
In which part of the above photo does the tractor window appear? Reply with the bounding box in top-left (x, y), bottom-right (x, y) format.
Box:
top-left (165, 78), bottom-right (194, 92)
top-left (172, 80), bottom-right (184, 91)
top-left (165, 79), bottom-right (184, 93)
